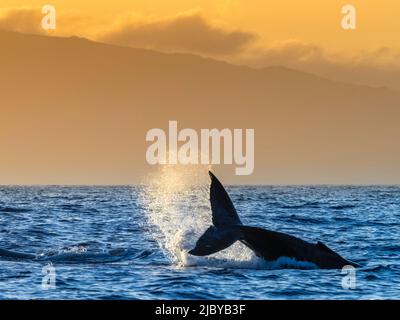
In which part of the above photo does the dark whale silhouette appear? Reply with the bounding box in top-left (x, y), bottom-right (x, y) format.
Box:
top-left (189, 171), bottom-right (360, 269)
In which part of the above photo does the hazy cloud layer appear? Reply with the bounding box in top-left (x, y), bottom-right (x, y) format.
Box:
top-left (0, 7), bottom-right (44, 34)
top-left (233, 40), bottom-right (400, 91)
top-left (0, 7), bottom-right (100, 37)
top-left (100, 11), bottom-right (257, 55)
top-left (238, 39), bottom-right (400, 69)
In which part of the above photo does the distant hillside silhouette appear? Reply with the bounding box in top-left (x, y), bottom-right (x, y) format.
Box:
top-left (1, 30), bottom-right (400, 184)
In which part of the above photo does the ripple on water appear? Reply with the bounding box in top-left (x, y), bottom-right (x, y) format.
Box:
top-left (0, 183), bottom-right (399, 299)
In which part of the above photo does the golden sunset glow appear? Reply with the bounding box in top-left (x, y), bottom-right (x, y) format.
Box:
top-left (1, 1), bottom-right (400, 184)
top-left (1, 0), bottom-right (400, 52)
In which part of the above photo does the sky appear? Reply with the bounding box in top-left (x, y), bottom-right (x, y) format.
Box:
top-left (1, 1), bottom-right (400, 184)
top-left (1, 0), bottom-right (400, 53)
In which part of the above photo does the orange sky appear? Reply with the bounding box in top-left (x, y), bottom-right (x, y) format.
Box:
top-left (1, 1), bottom-right (400, 185)
top-left (1, 0), bottom-right (400, 53)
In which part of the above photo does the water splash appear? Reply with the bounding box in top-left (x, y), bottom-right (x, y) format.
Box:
top-left (140, 165), bottom-right (257, 268)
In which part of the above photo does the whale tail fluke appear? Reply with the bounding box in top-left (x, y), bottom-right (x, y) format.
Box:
top-left (188, 171), bottom-right (242, 256)
top-left (208, 171), bottom-right (242, 228)
top-left (189, 171), bottom-right (360, 269)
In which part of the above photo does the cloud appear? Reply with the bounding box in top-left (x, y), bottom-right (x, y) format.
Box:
top-left (242, 40), bottom-right (400, 69)
top-left (231, 40), bottom-right (400, 91)
top-left (0, 7), bottom-right (100, 37)
top-left (0, 7), bottom-right (44, 34)
top-left (239, 40), bottom-right (325, 65)
top-left (99, 11), bottom-right (257, 55)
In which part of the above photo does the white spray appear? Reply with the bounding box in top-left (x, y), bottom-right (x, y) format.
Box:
top-left (139, 165), bottom-right (317, 270)
top-left (139, 165), bottom-right (261, 268)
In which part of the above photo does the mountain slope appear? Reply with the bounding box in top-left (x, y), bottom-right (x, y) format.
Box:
top-left (1, 30), bottom-right (400, 184)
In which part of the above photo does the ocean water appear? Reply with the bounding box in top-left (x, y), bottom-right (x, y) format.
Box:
top-left (0, 169), bottom-right (399, 300)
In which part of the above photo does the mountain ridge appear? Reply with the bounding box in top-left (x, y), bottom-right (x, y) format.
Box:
top-left (1, 29), bottom-right (400, 185)
top-left (1, 29), bottom-right (396, 94)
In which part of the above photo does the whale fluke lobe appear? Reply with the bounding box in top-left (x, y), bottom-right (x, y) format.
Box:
top-left (189, 171), bottom-right (360, 269)
top-left (188, 226), bottom-right (240, 256)
top-left (189, 172), bottom-right (242, 256)
top-left (209, 171), bottom-right (242, 228)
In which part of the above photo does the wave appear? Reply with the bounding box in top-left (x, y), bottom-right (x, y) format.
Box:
top-left (278, 201), bottom-right (321, 209)
top-left (0, 206), bottom-right (32, 213)
top-left (329, 204), bottom-right (357, 210)
top-left (183, 254), bottom-right (318, 270)
top-left (0, 245), bottom-right (140, 264)
top-left (282, 214), bottom-right (327, 224)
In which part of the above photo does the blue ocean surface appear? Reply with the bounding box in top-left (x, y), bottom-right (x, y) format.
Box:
top-left (0, 172), bottom-right (399, 299)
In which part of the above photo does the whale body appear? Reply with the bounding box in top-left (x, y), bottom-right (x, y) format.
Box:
top-left (189, 171), bottom-right (360, 269)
